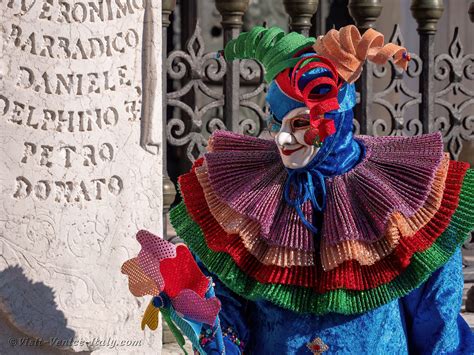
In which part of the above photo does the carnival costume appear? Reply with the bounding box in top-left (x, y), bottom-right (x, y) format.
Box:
top-left (122, 25), bottom-right (474, 354)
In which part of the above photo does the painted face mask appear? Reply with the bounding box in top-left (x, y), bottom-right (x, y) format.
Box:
top-left (264, 54), bottom-right (342, 170)
top-left (271, 108), bottom-right (318, 169)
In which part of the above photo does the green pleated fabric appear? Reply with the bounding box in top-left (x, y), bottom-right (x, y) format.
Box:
top-left (224, 26), bottom-right (315, 82)
top-left (170, 169), bottom-right (474, 315)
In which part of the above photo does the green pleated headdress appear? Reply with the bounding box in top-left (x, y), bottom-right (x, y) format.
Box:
top-left (224, 26), bottom-right (316, 82)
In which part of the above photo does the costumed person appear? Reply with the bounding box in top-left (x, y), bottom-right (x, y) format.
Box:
top-left (122, 25), bottom-right (474, 354)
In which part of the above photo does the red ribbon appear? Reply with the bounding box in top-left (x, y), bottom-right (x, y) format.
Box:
top-left (303, 117), bottom-right (337, 146)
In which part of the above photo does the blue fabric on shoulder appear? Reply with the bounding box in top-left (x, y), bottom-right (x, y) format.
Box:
top-left (194, 250), bottom-right (474, 354)
top-left (400, 247), bottom-right (474, 354)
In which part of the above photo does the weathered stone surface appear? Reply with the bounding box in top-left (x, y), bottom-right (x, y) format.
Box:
top-left (0, 0), bottom-right (163, 352)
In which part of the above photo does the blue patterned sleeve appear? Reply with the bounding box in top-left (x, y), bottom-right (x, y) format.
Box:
top-left (196, 260), bottom-right (249, 354)
top-left (401, 248), bottom-right (474, 354)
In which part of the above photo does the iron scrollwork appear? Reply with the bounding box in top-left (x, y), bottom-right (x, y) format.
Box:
top-left (166, 21), bottom-right (227, 162)
top-left (166, 22), bottom-right (267, 162)
top-left (166, 23), bottom-right (473, 163)
top-left (371, 25), bottom-right (423, 137)
top-left (239, 59), bottom-right (267, 136)
top-left (433, 27), bottom-right (474, 159)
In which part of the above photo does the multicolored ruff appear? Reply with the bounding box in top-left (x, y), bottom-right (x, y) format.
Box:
top-left (170, 130), bottom-right (474, 315)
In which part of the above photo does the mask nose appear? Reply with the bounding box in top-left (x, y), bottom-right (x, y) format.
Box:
top-left (276, 131), bottom-right (297, 147)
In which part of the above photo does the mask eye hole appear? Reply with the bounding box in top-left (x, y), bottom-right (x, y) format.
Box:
top-left (291, 116), bottom-right (310, 131)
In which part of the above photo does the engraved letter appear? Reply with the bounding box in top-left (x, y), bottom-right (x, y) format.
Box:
top-left (54, 181), bottom-right (74, 203)
top-left (13, 176), bottom-right (32, 199)
top-left (56, 73), bottom-right (75, 94)
top-left (17, 66), bottom-right (35, 89)
top-left (60, 145), bottom-right (76, 167)
top-left (9, 24), bottom-right (22, 47)
top-left (0, 95), bottom-right (10, 116)
top-left (75, 181), bottom-right (91, 202)
top-left (40, 145), bottom-right (53, 167)
top-left (39, 0), bottom-right (54, 20)
top-left (91, 178), bottom-right (106, 200)
top-left (11, 101), bottom-right (26, 124)
top-left (99, 143), bottom-right (114, 162)
top-left (35, 180), bottom-right (51, 200)
top-left (83, 145), bottom-right (97, 166)
top-left (108, 175), bottom-right (123, 195)
top-left (39, 35), bottom-right (55, 58)
top-left (72, 2), bottom-right (87, 22)
top-left (41, 109), bottom-right (56, 130)
top-left (21, 142), bottom-right (37, 163)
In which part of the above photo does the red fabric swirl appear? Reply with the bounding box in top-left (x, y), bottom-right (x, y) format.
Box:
top-left (276, 55), bottom-right (340, 117)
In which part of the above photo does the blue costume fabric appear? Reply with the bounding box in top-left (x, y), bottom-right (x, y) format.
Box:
top-left (200, 248), bottom-right (474, 354)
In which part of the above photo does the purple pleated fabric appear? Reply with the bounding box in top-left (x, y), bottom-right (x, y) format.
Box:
top-left (206, 132), bottom-right (287, 237)
top-left (204, 130), bottom-right (444, 250)
top-left (323, 134), bottom-right (444, 245)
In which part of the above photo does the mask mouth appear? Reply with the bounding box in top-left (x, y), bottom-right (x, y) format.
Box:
top-left (280, 145), bottom-right (304, 156)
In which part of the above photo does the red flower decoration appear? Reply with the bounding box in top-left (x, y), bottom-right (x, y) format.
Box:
top-left (304, 117), bottom-right (337, 146)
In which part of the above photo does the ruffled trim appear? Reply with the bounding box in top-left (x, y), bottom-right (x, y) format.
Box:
top-left (321, 153), bottom-right (450, 270)
top-left (171, 167), bottom-right (474, 315)
top-left (179, 158), bottom-right (467, 291)
top-left (323, 134), bottom-right (444, 245)
top-left (198, 153), bottom-right (449, 269)
top-left (206, 131), bottom-right (288, 237)
top-left (204, 130), bottom-right (444, 267)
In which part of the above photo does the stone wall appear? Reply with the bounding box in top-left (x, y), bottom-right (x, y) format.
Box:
top-left (0, 0), bottom-right (163, 352)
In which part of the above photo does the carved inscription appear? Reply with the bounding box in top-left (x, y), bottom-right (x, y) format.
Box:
top-left (9, 24), bottom-right (140, 59)
top-left (0, 0), bottom-right (163, 349)
top-left (6, 0), bottom-right (144, 22)
top-left (13, 175), bottom-right (123, 202)
top-left (1, 1), bottom-right (145, 204)
top-left (15, 64), bottom-right (133, 95)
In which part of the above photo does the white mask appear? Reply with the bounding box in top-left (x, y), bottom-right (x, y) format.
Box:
top-left (272, 107), bottom-right (320, 169)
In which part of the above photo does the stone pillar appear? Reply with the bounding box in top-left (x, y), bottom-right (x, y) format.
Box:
top-left (0, 0), bottom-right (162, 353)
top-left (348, 0), bottom-right (383, 135)
top-left (283, 0), bottom-right (319, 36)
